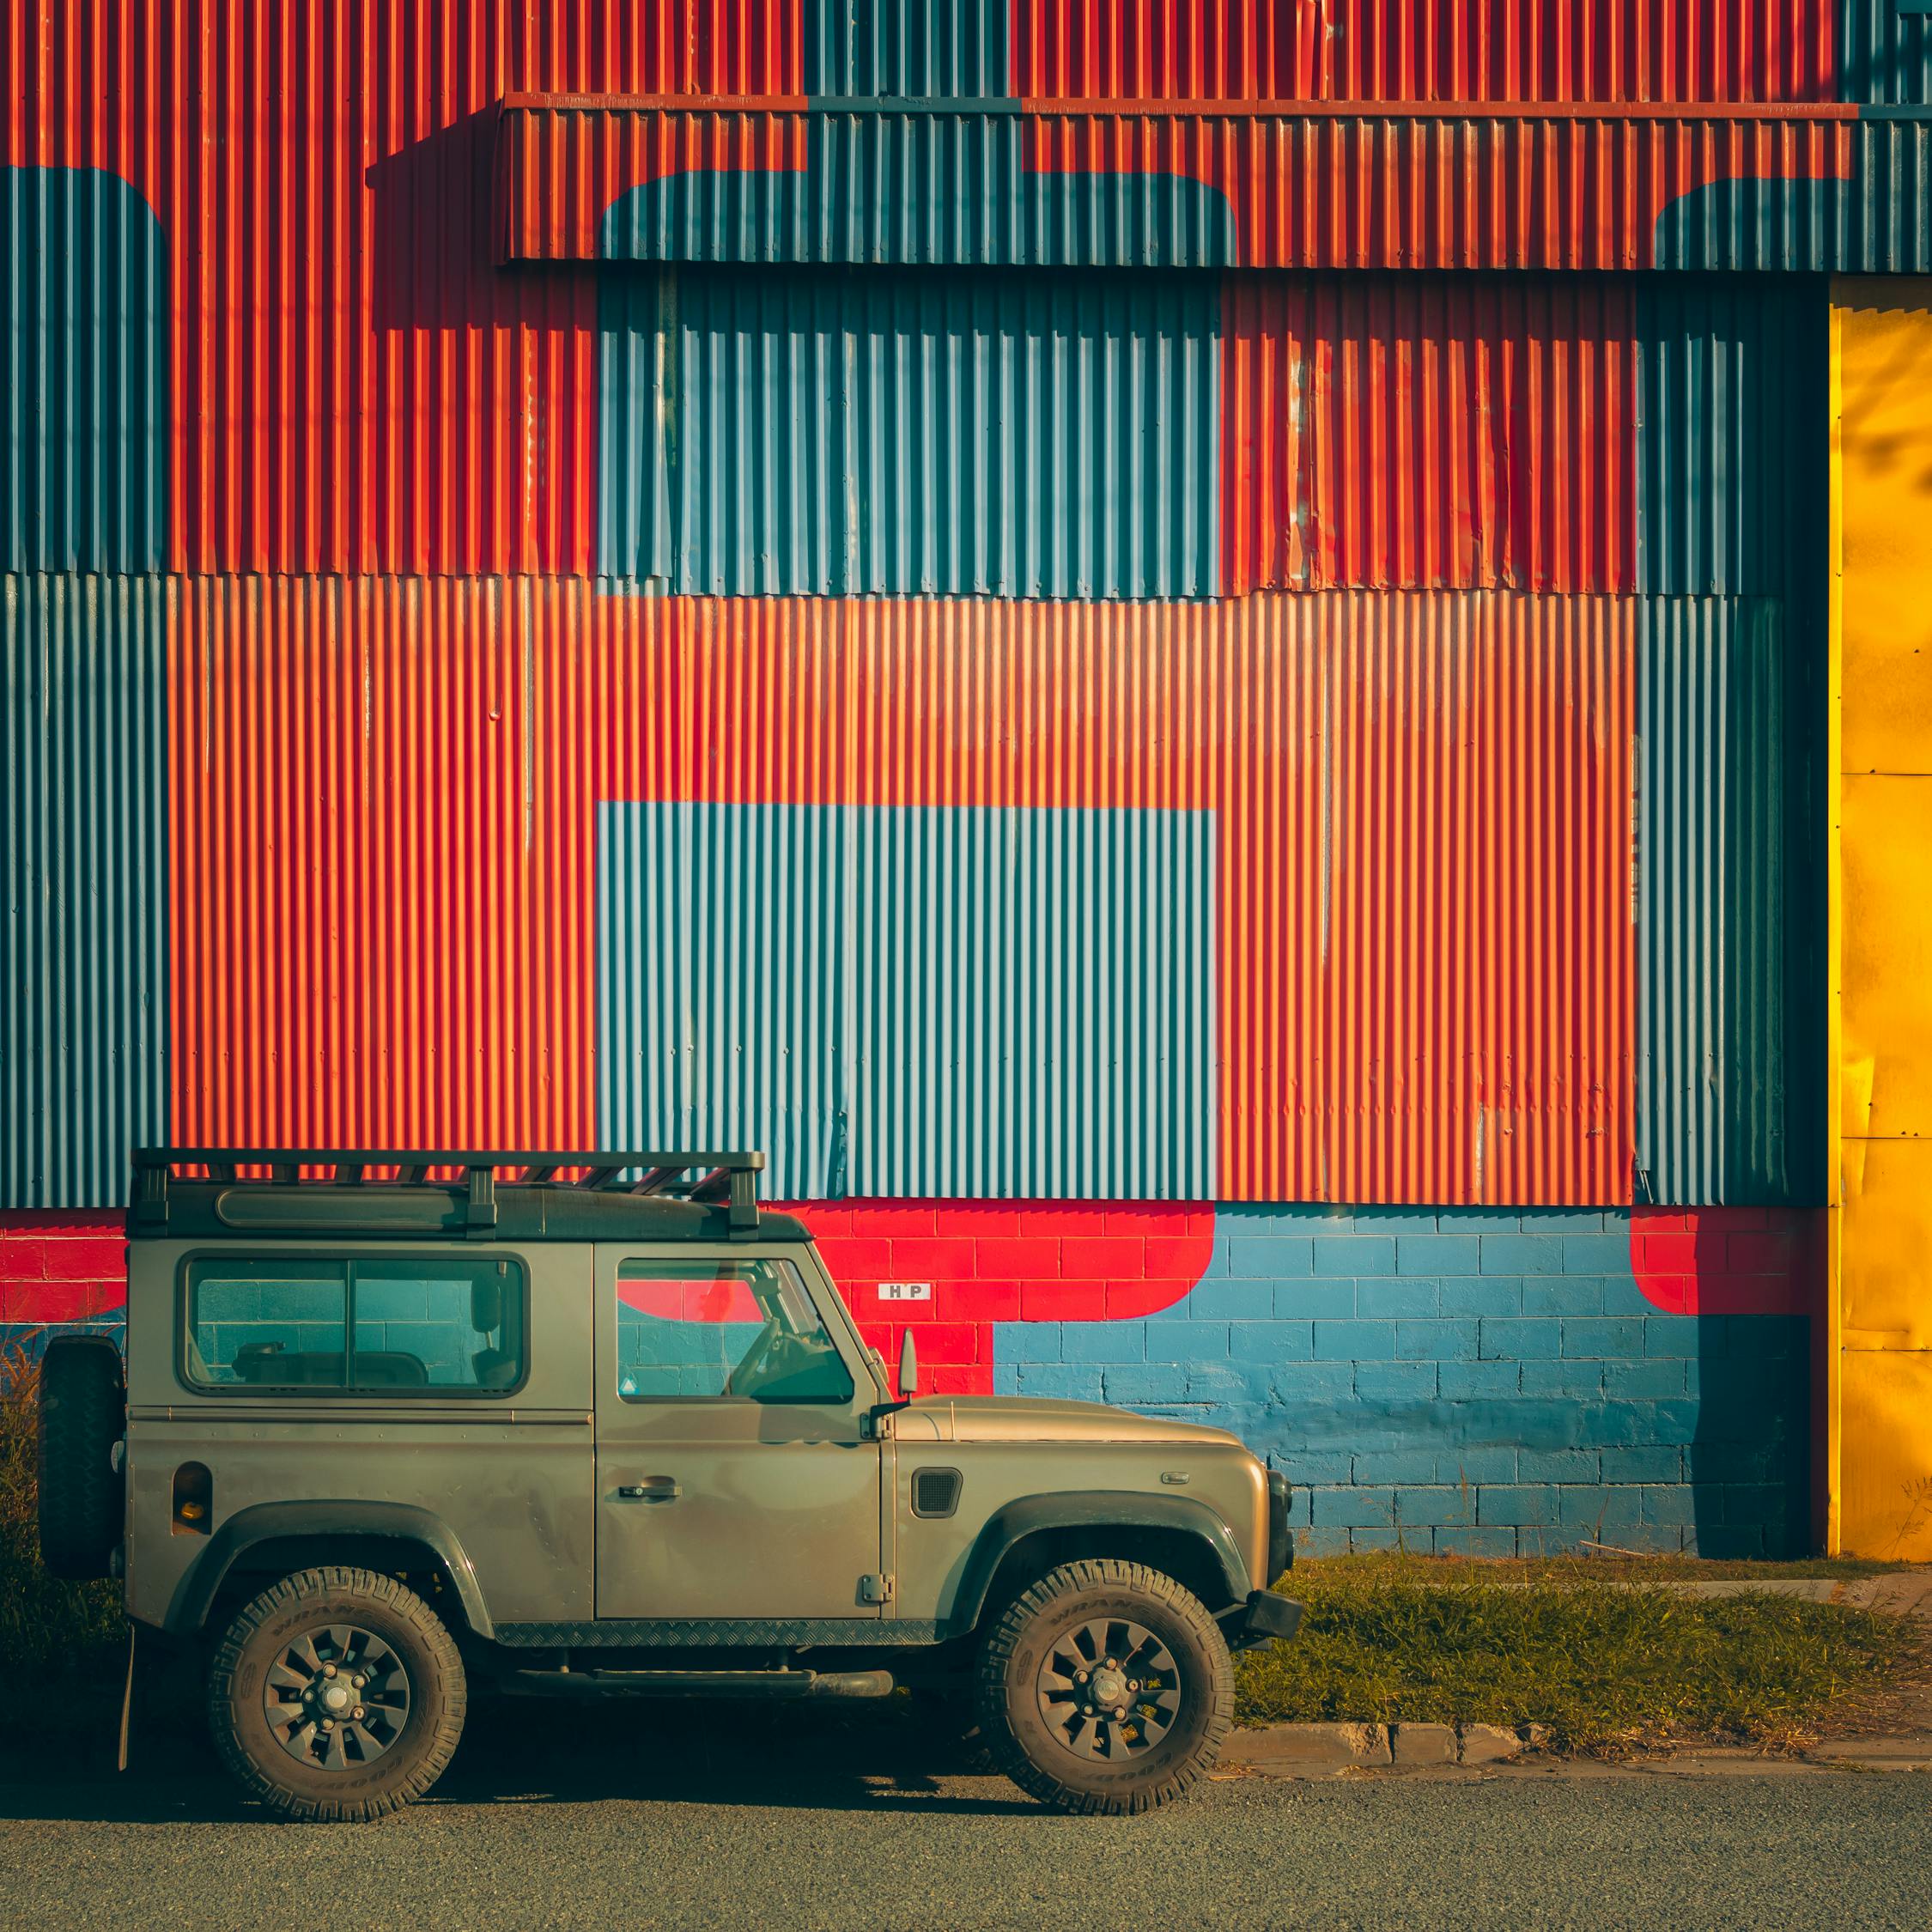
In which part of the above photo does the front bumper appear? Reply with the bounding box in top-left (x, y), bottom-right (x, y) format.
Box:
top-left (1224, 1588), bottom-right (1304, 1652)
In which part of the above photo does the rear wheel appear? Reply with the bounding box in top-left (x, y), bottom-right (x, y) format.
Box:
top-left (974, 1558), bottom-right (1233, 1815)
top-left (208, 1566), bottom-right (465, 1821)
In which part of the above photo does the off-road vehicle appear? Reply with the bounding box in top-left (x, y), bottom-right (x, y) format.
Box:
top-left (38, 1149), bottom-right (1300, 1820)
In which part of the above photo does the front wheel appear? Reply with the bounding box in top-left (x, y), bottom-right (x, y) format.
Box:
top-left (974, 1558), bottom-right (1234, 1814)
top-left (207, 1566), bottom-right (466, 1821)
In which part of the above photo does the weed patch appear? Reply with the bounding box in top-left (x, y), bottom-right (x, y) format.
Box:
top-left (1237, 1554), bottom-right (1916, 1749)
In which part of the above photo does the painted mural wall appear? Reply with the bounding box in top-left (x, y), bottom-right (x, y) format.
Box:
top-left (5, 0), bottom-right (1904, 1552)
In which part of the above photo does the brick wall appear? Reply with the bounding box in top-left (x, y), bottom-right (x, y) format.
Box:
top-left (993, 1205), bottom-right (1815, 1558)
top-left (0, 1212), bottom-right (125, 1329)
top-left (0, 1200), bottom-right (1815, 1554)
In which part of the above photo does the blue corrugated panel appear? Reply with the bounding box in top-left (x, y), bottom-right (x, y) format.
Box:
top-left (597, 264), bottom-right (1221, 598)
top-left (2, 573), bottom-right (168, 1206)
top-left (1, 167), bottom-right (167, 573)
top-left (1842, 0), bottom-right (1932, 103)
top-left (1635, 598), bottom-right (1826, 1206)
top-left (1636, 278), bottom-right (1827, 598)
top-left (805, 0), bottom-right (1009, 98)
top-left (1653, 122), bottom-right (1932, 271)
top-left (597, 115), bottom-right (1236, 270)
top-left (597, 801), bottom-right (1216, 1200)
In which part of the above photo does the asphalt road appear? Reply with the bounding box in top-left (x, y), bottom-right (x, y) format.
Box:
top-left (2, 1709), bottom-right (1928, 1932)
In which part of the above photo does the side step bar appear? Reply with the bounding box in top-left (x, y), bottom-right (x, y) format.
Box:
top-left (502, 1668), bottom-right (896, 1701)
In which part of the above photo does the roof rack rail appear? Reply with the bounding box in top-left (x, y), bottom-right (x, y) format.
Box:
top-left (131, 1148), bottom-right (767, 1237)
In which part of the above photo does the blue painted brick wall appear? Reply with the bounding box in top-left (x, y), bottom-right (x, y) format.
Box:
top-left (994, 1206), bottom-right (1810, 1558)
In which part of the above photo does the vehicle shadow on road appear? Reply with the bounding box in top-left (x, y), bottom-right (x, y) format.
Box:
top-left (0, 1692), bottom-right (1042, 1825)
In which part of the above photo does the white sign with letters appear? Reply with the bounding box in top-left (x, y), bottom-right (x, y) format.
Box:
top-left (877, 1282), bottom-right (933, 1302)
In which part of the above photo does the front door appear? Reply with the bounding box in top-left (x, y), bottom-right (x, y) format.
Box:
top-left (593, 1244), bottom-right (885, 1619)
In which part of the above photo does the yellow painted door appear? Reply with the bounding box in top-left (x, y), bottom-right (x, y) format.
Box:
top-left (1834, 279), bottom-right (1932, 1558)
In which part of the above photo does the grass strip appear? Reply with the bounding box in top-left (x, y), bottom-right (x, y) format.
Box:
top-left (1237, 1554), bottom-right (1915, 1749)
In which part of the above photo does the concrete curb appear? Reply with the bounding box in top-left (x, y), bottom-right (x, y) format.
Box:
top-left (1224, 1722), bottom-right (1932, 1777)
top-left (1226, 1721), bottom-right (1530, 1771)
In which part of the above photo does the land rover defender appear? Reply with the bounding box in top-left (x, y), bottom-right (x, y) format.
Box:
top-left (36, 1149), bottom-right (1300, 1819)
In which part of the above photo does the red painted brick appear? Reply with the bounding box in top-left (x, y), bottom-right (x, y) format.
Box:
top-left (1690, 1206), bottom-right (1769, 1233)
top-left (975, 1236), bottom-right (1061, 1278)
top-left (0, 1239), bottom-right (47, 1282)
top-left (924, 1366), bottom-right (988, 1396)
top-left (791, 1206), bottom-right (852, 1238)
top-left (1726, 1232), bottom-right (1794, 1274)
top-left (1630, 1210), bottom-right (1689, 1232)
top-left (1142, 1236), bottom-right (1212, 1280)
top-left (1, 1279), bottom-right (125, 1323)
top-left (43, 1237), bottom-right (126, 1283)
top-left (890, 1237), bottom-right (977, 1279)
top-left (1011, 1206), bottom-right (1113, 1236)
top-left (1099, 1204), bottom-right (1190, 1234)
top-left (1636, 1232), bottom-right (1696, 1273)
top-left (813, 1238), bottom-right (895, 1284)
top-left (952, 1280), bottom-right (1019, 1321)
top-left (0, 1209), bottom-right (121, 1238)
top-left (1060, 1237), bottom-right (1144, 1279)
top-left (1633, 1273), bottom-right (1691, 1315)
top-left (1019, 1280), bottom-right (1109, 1321)
top-left (845, 1204), bottom-right (937, 1238)
top-left (1111, 1279), bottom-right (1197, 1318)
top-left (914, 1323), bottom-right (979, 1364)
top-left (927, 1204), bottom-right (1023, 1237)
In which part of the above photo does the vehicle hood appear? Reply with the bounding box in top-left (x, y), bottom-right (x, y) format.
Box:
top-left (890, 1394), bottom-right (1244, 1448)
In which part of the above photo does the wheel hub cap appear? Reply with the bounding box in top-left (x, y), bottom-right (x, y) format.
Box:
top-left (261, 1622), bottom-right (412, 1772)
top-left (1035, 1616), bottom-right (1181, 1761)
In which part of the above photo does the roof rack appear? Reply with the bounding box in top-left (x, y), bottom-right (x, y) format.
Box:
top-left (131, 1148), bottom-right (767, 1237)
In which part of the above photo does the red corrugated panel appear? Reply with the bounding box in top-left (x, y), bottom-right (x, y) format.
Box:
top-left (1221, 275), bottom-right (1636, 593)
top-left (495, 104), bottom-right (810, 263)
top-left (0, 2), bottom-right (801, 578)
top-left (1013, 2), bottom-right (1839, 104)
top-left (174, 583), bottom-right (1631, 1205)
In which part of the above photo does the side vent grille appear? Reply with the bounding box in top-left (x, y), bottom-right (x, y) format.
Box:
top-left (911, 1467), bottom-right (962, 1519)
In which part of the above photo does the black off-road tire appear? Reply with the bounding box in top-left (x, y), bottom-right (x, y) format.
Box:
top-left (975, 1558), bottom-right (1234, 1815)
top-left (36, 1334), bottom-right (125, 1579)
top-left (208, 1566), bottom-right (466, 1821)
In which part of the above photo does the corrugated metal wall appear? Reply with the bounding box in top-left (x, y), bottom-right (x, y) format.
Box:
top-left (598, 264), bottom-right (1221, 596)
top-left (1636, 597), bottom-right (1824, 1205)
top-left (0, 2), bottom-right (1849, 1223)
top-left (3, 573), bottom-right (167, 1205)
top-left (167, 581), bottom-right (1631, 1205)
top-left (168, 573), bottom-right (594, 1159)
top-left (598, 800), bottom-right (1217, 1198)
top-left (1221, 273), bottom-right (1635, 593)
top-left (1636, 276), bottom-right (1828, 596)
top-left (2, 165), bottom-right (167, 573)
top-left (1013, 2), bottom-right (1842, 102)
top-left (506, 100), bottom-right (1868, 273)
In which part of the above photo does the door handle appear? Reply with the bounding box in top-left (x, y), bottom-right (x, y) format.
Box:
top-left (617, 1477), bottom-right (681, 1502)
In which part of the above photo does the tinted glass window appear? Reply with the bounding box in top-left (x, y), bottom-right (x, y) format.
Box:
top-left (184, 1255), bottom-right (526, 1394)
top-left (616, 1259), bottom-right (854, 1405)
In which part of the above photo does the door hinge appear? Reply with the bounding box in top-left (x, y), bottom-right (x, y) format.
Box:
top-left (858, 1572), bottom-right (895, 1605)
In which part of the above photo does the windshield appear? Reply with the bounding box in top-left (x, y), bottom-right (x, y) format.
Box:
top-left (614, 1257), bottom-right (855, 1406)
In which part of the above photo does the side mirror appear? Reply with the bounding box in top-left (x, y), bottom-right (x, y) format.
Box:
top-left (897, 1329), bottom-right (919, 1400)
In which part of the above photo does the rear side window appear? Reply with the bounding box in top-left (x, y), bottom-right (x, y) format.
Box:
top-left (182, 1255), bottom-right (526, 1395)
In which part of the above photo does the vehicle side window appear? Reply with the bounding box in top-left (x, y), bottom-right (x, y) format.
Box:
top-left (616, 1259), bottom-right (854, 1406)
top-left (183, 1255), bottom-right (526, 1395)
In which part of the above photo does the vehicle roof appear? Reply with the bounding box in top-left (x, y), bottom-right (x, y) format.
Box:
top-left (127, 1149), bottom-right (812, 1246)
